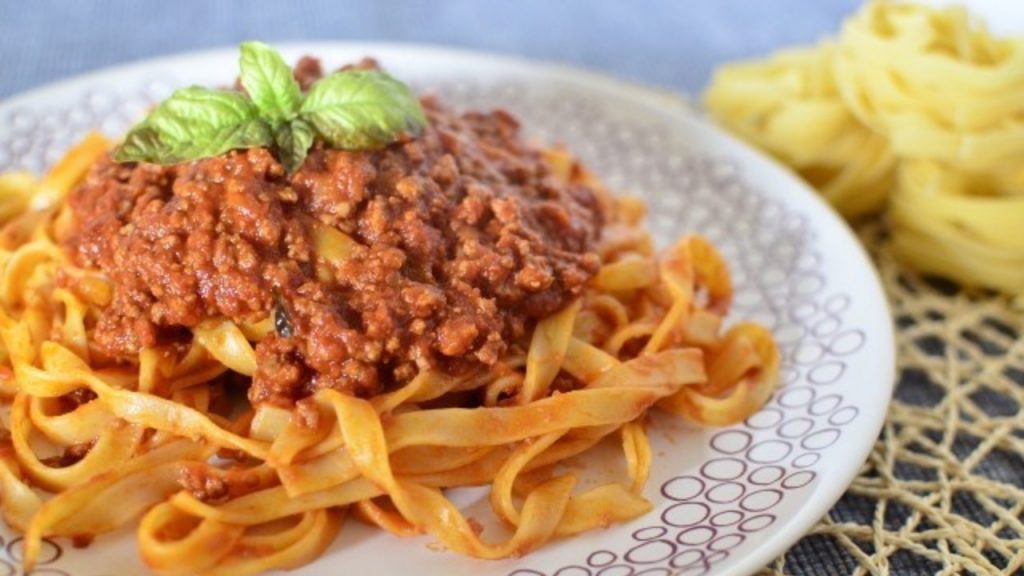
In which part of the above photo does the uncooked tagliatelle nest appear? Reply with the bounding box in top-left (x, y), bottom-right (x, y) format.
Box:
top-left (834, 0), bottom-right (1024, 172)
top-left (891, 160), bottom-right (1024, 295)
top-left (704, 44), bottom-right (896, 219)
top-left (705, 1), bottom-right (1024, 298)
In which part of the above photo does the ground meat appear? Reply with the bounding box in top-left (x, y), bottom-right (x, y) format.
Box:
top-left (58, 388), bottom-right (98, 412)
top-left (550, 372), bottom-right (585, 394)
top-left (62, 58), bottom-right (604, 406)
top-left (177, 462), bottom-right (265, 503)
top-left (41, 441), bottom-right (94, 468)
top-left (293, 56), bottom-right (323, 91)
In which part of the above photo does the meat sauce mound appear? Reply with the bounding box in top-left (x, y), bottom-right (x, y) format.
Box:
top-left (62, 58), bottom-right (605, 406)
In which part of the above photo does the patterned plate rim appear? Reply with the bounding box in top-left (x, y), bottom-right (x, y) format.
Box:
top-left (0, 42), bottom-right (896, 576)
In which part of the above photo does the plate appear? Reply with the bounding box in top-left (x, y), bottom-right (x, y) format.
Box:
top-left (0, 43), bottom-right (894, 576)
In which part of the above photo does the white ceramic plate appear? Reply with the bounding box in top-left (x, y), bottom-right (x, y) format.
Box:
top-left (0, 43), bottom-right (894, 576)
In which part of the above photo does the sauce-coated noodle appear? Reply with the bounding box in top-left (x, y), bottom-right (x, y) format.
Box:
top-left (0, 136), bottom-right (779, 574)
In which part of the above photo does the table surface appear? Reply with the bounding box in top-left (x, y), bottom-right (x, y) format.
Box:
top-left (0, 0), bottom-right (859, 98)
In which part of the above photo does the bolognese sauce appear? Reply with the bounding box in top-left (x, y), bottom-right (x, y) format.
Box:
top-left (61, 59), bottom-right (605, 406)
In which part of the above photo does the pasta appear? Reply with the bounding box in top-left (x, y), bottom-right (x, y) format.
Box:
top-left (834, 1), bottom-right (1024, 171)
top-left (704, 44), bottom-right (896, 219)
top-left (0, 135), bottom-right (778, 574)
top-left (705, 0), bottom-right (1024, 297)
top-left (837, 0), bottom-right (1024, 297)
top-left (891, 161), bottom-right (1024, 295)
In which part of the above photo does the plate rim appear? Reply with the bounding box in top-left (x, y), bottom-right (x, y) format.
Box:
top-left (0, 41), bottom-right (896, 576)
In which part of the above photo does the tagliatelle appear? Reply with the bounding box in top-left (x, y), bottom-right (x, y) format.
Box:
top-left (0, 134), bottom-right (778, 575)
top-left (704, 44), bottom-right (896, 218)
top-left (836, 0), bottom-right (1024, 297)
top-left (834, 1), bottom-right (1024, 171)
top-left (891, 161), bottom-right (1024, 295)
top-left (705, 0), bottom-right (1024, 297)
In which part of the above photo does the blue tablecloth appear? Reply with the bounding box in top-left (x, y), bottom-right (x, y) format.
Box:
top-left (0, 0), bottom-right (858, 98)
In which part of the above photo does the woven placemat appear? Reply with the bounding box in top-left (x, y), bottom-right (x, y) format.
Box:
top-left (761, 222), bottom-right (1024, 575)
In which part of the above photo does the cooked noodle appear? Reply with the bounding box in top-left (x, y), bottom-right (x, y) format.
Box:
top-left (0, 135), bottom-right (778, 574)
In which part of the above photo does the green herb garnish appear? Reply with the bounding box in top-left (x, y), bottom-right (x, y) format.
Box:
top-left (115, 42), bottom-right (427, 172)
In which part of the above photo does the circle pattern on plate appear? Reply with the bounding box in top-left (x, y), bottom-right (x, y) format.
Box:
top-left (0, 57), bottom-right (870, 576)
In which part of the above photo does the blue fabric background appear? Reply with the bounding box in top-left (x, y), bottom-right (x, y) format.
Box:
top-left (0, 0), bottom-right (859, 98)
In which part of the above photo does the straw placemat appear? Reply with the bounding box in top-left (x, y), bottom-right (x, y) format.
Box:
top-left (762, 222), bottom-right (1024, 575)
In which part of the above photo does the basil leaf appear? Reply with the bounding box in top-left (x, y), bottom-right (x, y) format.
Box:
top-left (275, 119), bottom-right (314, 173)
top-left (239, 41), bottom-right (302, 126)
top-left (149, 87), bottom-right (271, 154)
top-left (116, 86), bottom-right (273, 164)
top-left (115, 43), bottom-right (428, 167)
top-left (115, 122), bottom-right (175, 163)
top-left (299, 70), bottom-right (427, 150)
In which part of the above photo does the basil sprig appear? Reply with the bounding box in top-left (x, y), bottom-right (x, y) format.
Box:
top-left (115, 42), bottom-right (427, 172)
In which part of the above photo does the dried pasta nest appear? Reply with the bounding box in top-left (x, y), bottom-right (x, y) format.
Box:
top-left (704, 45), bottom-right (895, 219)
top-left (705, 0), bottom-right (1024, 297)
top-left (891, 160), bottom-right (1024, 297)
top-left (834, 1), bottom-right (1024, 171)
